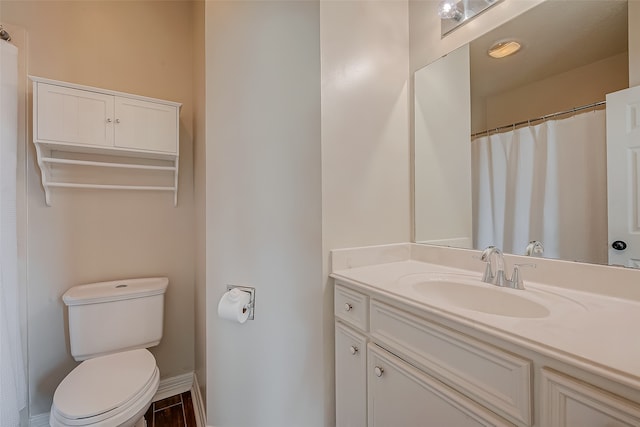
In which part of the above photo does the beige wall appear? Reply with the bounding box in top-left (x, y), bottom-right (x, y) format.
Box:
top-left (478, 52), bottom-right (629, 132)
top-left (321, 0), bottom-right (411, 252)
top-left (2, 0), bottom-right (196, 417)
top-left (320, 1), bottom-right (411, 423)
top-left (205, 1), bottom-right (324, 426)
top-left (631, 0), bottom-right (640, 86)
top-left (205, 2), bottom-right (410, 426)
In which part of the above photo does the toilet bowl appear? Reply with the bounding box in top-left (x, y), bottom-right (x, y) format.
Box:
top-left (51, 278), bottom-right (168, 427)
top-left (50, 349), bottom-right (159, 427)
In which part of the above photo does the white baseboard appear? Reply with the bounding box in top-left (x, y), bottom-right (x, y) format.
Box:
top-left (29, 372), bottom-right (197, 426)
top-left (153, 372), bottom-right (194, 402)
top-left (191, 374), bottom-right (207, 427)
top-left (29, 413), bottom-right (49, 427)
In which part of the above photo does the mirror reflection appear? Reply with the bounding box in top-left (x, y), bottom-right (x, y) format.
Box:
top-left (414, 0), bottom-right (633, 266)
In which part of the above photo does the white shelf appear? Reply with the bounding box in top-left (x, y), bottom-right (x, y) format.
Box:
top-left (46, 183), bottom-right (176, 191)
top-left (41, 157), bottom-right (177, 171)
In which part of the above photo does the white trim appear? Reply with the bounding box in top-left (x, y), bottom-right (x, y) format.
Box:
top-left (29, 412), bottom-right (50, 427)
top-left (153, 372), bottom-right (194, 402)
top-left (191, 374), bottom-right (207, 427)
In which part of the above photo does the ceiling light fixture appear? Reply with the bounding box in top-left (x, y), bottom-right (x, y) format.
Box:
top-left (488, 40), bottom-right (522, 58)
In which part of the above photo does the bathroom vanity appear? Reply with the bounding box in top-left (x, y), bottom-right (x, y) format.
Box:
top-left (331, 244), bottom-right (640, 427)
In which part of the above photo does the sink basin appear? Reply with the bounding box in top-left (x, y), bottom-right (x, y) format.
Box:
top-left (411, 278), bottom-right (550, 318)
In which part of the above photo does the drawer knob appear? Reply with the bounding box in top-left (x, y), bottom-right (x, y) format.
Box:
top-left (115, 118), bottom-right (121, 124)
top-left (349, 346), bottom-right (359, 355)
top-left (106, 118), bottom-right (112, 123)
top-left (374, 366), bottom-right (384, 377)
top-left (344, 303), bottom-right (353, 312)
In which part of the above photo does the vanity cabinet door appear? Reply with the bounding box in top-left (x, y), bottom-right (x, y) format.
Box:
top-left (369, 300), bottom-right (531, 425)
top-left (542, 369), bottom-right (640, 427)
top-left (336, 322), bottom-right (367, 427)
top-left (35, 83), bottom-right (114, 147)
top-left (367, 344), bottom-right (514, 427)
top-left (114, 96), bottom-right (178, 154)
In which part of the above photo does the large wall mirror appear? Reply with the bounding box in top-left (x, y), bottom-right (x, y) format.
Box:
top-left (414, 0), bottom-right (640, 267)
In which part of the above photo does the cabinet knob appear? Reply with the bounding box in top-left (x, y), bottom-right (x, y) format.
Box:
top-left (106, 118), bottom-right (112, 123)
top-left (344, 303), bottom-right (352, 312)
top-left (612, 240), bottom-right (627, 251)
top-left (115, 118), bottom-right (121, 124)
top-left (349, 346), bottom-right (358, 355)
top-left (374, 366), bottom-right (384, 377)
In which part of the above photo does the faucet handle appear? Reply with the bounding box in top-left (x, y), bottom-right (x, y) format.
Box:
top-left (509, 263), bottom-right (536, 290)
top-left (480, 245), bottom-right (499, 261)
top-left (525, 241), bottom-right (544, 257)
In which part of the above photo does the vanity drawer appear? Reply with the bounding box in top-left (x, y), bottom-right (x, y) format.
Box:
top-left (335, 283), bottom-right (369, 331)
top-left (370, 300), bottom-right (532, 426)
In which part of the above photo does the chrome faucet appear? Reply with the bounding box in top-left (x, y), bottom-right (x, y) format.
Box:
top-left (480, 246), bottom-right (531, 290)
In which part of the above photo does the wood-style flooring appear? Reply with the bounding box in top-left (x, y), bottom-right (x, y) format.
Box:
top-left (144, 391), bottom-right (197, 427)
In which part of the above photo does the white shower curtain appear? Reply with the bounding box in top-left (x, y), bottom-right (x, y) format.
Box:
top-left (0, 39), bottom-right (26, 427)
top-left (472, 109), bottom-right (608, 264)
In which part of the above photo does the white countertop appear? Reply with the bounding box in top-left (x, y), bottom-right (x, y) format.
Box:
top-left (331, 255), bottom-right (640, 390)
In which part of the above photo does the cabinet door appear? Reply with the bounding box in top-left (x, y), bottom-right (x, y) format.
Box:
top-left (542, 369), bottom-right (640, 427)
top-left (336, 322), bottom-right (367, 427)
top-left (367, 344), bottom-right (514, 427)
top-left (370, 300), bottom-right (531, 425)
top-left (114, 96), bottom-right (178, 153)
top-left (36, 83), bottom-right (114, 147)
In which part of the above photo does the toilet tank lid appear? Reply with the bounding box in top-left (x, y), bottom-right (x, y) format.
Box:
top-left (63, 277), bottom-right (168, 306)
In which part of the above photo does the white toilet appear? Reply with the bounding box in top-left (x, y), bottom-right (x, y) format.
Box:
top-left (50, 277), bottom-right (168, 427)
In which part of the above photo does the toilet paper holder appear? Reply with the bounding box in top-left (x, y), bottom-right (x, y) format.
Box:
top-left (226, 285), bottom-right (255, 320)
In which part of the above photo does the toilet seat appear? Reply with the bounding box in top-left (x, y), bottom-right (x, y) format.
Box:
top-left (50, 349), bottom-right (159, 427)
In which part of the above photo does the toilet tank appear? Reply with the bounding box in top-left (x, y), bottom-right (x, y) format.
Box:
top-left (63, 277), bottom-right (168, 361)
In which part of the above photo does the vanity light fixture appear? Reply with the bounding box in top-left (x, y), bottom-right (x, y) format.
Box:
top-left (488, 40), bottom-right (522, 58)
top-left (439, 0), bottom-right (501, 37)
top-left (438, 0), bottom-right (464, 21)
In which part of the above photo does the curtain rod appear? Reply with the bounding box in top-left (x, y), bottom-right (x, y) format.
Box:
top-left (471, 100), bottom-right (606, 138)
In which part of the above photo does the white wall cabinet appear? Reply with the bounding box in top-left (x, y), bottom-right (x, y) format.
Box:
top-left (334, 280), bottom-right (640, 427)
top-left (31, 76), bottom-right (181, 205)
